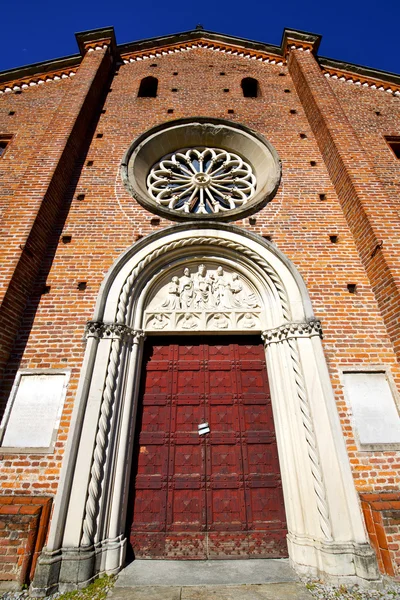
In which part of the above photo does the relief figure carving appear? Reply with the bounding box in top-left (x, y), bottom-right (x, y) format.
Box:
top-left (154, 264), bottom-right (260, 312)
top-left (150, 314), bottom-right (169, 329)
top-left (181, 313), bottom-right (198, 329)
top-left (193, 264), bottom-right (214, 309)
top-left (242, 313), bottom-right (256, 329)
top-left (161, 276), bottom-right (180, 309)
top-left (180, 268), bottom-right (194, 309)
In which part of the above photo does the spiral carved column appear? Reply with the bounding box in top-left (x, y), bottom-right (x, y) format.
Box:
top-left (262, 320), bottom-right (333, 541)
top-left (81, 323), bottom-right (141, 547)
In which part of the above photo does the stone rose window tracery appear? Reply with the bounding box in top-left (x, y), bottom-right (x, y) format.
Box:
top-left (121, 118), bottom-right (281, 222)
top-left (147, 148), bottom-right (256, 214)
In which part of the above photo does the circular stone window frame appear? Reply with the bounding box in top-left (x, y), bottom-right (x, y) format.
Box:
top-left (121, 117), bottom-right (282, 222)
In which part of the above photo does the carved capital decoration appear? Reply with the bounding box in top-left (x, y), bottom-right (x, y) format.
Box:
top-left (85, 321), bottom-right (144, 343)
top-left (262, 319), bottom-right (323, 346)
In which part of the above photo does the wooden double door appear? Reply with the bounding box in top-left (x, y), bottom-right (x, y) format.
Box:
top-left (128, 336), bottom-right (287, 559)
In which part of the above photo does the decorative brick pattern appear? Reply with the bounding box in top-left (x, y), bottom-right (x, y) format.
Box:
top-left (0, 496), bottom-right (52, 586)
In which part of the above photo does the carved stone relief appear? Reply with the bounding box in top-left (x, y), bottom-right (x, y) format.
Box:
top-left (144, 263), bottom-right (262, 332)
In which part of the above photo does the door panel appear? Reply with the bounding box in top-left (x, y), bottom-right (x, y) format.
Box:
top-left (129, 336), bottom-right (287, 559)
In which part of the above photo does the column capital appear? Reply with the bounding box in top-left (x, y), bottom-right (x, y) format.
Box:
top-left (84, 321), bottom-right (143, 342)
top-left (262, 319), bottom-right (323, 347)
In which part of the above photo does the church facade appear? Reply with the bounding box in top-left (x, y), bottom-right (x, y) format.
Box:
top-left (0, 25), bottom-right (400, 595)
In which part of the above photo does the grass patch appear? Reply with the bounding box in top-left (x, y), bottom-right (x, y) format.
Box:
top-left (55, 575), bottom-right (115, 600)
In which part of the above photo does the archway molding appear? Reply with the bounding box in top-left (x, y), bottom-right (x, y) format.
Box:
top-left (32, 223), bottom-right (379, 595)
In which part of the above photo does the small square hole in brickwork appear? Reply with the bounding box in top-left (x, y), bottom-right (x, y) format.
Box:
top-left (300, 133), bottom-right (307, 139)
top-left (329, 235), bottom-right (338, 244)
top-left (263, 235), bottom-right (272, 241)
top-left (227, 109), bottom-right (234, 114)
top-left (77, 194), bottom-right (85, 201)
top-left (220, 72), bottom-right (226, 76)
top-left (167, 109), bottom-right (174, 114)
top-left (172, 88), bottom-right (178, 92)
top-left (15, 90), bottom-right (22, 95)
top-left (150, 217), bottom-right (160, 225)
top-left (279, 72), bottom-right (286, 76)
top-left (42, 285), bottom-right (51, 295)
top-left (96, 133), bottom-right (103, 138)
top-left (150, 63), bottom-right (158, 67)
top-left (77, 282), bottom-right (87, 291)
top-left (375, 111), bottom-right (381, 116)
top-left (62, 235), bottom-right (72, 244)
top-left (136, 234), bottom-right (143, 240)
top-left (290, 109), bottom-right (297, 114)
top-left (173, 72), bottom-right (178, 75)
top-left (347, 283), bottom-right (357, 294)
top-left (310, 160), bottom-right (317, 167)
top-left (284, 89), bottom-right (291, 93)
top-left (87, 160), bottom-right (94, 166)
top-left (319, 193), bottom-right (326, 201)
top-left (385, 137), bottom-right (400, 159)
top-left (223, 88), bottom-right (230, 93)
top-left (9, 111), bottom-right (15, 116)
top-left (249, 217), bottom-right (257, 225)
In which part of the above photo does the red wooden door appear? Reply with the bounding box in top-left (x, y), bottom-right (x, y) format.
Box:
top-left (129, 337), bottom-right (287, 559)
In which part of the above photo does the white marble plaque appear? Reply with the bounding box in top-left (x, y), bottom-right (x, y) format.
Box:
top-left (1, 373), bottom-right (67, 449)
top-left (344, 371), bottom-right (400, 446)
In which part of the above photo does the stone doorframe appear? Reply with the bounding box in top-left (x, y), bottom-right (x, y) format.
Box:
top-left (32, 223), bottom-right (379, 595)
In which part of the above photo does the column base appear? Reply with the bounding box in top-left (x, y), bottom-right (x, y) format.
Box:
top-left (30, 536), bottom-right (126, 597)
top-left (287, 533), bottom-right (380, 585)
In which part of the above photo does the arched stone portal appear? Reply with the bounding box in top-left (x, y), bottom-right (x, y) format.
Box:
top-left (32, 223), bottom-right (379, 595)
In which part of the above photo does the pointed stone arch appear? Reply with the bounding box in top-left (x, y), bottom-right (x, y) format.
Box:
top-left (32, 223), bottom-right (379, 595)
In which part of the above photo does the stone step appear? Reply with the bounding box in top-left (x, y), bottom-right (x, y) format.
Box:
top-left (115, 558), bottom-right (297, 587)
top-left (108, 583), bottom-right (313, 600)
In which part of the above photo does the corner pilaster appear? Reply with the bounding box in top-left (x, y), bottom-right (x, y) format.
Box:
top-left (286, 44), bottom-right (400, 361)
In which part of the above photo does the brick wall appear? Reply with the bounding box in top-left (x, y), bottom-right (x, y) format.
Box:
top-left (0, 496), bottom-right (51, 587)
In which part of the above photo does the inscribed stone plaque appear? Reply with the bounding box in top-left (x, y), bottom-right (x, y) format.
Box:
top-left (1, 373), bottom-right (66, 449)
top-left (344, 371), bottom-right (400, 446)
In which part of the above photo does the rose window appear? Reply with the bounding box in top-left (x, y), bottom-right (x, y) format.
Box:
top-left (147, 148), bottom-right (256, 214)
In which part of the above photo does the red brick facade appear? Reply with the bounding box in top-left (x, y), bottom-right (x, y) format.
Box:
top-left (1, 27), bottom-right (400, 586)
top-left (0, 496), bottom-right (51, 587)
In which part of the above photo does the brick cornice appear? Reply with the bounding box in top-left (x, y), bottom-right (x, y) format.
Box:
top-left (120, 37), bottom-right (285, 66)
top-left (321, 66), bottom-right (400, 96)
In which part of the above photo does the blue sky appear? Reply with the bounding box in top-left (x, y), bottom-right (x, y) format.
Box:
top-left (2, 0), bottom-right (399, 75)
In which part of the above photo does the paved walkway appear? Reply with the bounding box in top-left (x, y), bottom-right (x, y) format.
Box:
top-left (107, 559), bottom-right (313, 599)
